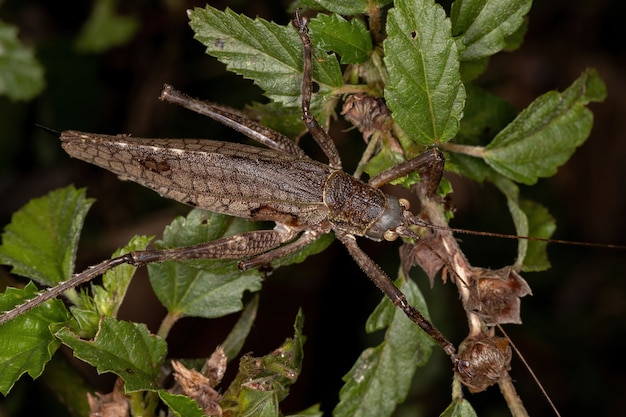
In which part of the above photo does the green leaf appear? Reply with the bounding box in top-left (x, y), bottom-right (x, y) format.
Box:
top-left (287, 404), bottom-right (324, 417)
top-left (159, 392), bottom-right (206, 417)
top-left (441, 398), bottom-right (478, 416)
top-left (484, 68), bottom-right (607, 185)
top-left (0, 185), bottom-right (94, 287)
top-left (334, 272), bottom-right (433, 417)
top-left (188, 6), bottom-right (342, 109)
top-left (222, 310), bottom-right (305, 416)
top-left (491, 176), bottom-right (529, 270)
top-left (451, 0), bottom-right (532, 61)
top-left (148, 210), bottom-right (263, 318)
top-left (384, 0), bottom-right (465, 145)
top-left (519, 199), bottom-right (555, 272)
top-left (221, 294), bottom-right (259, 361)
top-left (75, 0), bottom-right (140, 53)
top-left (0, 20), bottom-right (45, 100)
top-left (296, 0), bottom-right (372, 15)
top-left (55, 317), bottom-right (167, 392)
top-left (308, 14), bottom-right (372, 64)
top-left (0, 283), bottom-right (71, 395)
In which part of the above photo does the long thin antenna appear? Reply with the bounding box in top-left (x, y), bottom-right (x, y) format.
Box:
top-left (413, 219), bottom-right (626, 250)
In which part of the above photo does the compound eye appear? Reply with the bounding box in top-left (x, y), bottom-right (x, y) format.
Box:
top-left (398, 198), bottom-right (410, 210)
top-left (383, 230), bottom-right (398, 241)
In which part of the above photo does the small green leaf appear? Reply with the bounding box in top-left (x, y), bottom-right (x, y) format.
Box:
top-left (159, 392), bottom-right (206, 417)
top-left (222, 310), bottom-right (305, 415)
top-left (519, 199), bottom-right (555, 272)
top-left (484, 69), bottom-right (607, 185)
top-left (75, 0), bottom-right (140, 53)
top-left (491, 176), bottom-right (529, 270)
top-left (222, 294), bottom-right (259, 361)
top-left (0, 20), bottom-right (45, 100)
top-left (0, 283), bottom-right (71, 395)
top-left (308, 14), bottom-right (372, 64)
top-left (287, 404), bottom-right (324, 417)
top-left (451, 0), bottom-right (532, 61)
top-left (148, 210), bottom-right (263, 318)
top-left (55, 317), bottom-right (167, 392)
top-left (440, 398), bottom-right (478, 416)
top-left (0, 185), bottom-right (94, 287)
top-left (188, 6), bottom-right (342, 109)
top-left (334, 272), bottom-right (433, 417)
top-left (384, 0), bottom-right (465, 145)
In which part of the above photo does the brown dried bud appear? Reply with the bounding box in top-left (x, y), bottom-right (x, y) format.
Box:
top-left (457, 336), bottom-right (512, 393)
top-left (341, 94), bottom-right (391, 140)
top-left (466, 267), bottom-right (532, 325)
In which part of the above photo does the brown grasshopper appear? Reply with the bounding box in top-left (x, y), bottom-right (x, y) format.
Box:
top-left (5, 13), bottom-right (613, 412)
top-left (0, 12), bottom-right (473, 373)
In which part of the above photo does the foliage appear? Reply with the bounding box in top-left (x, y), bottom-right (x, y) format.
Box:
top-left (0, 1), bottom-right (606, 416)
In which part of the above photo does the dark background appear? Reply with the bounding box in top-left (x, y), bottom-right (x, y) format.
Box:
top-left (0, 1), bottom-right (624, 416)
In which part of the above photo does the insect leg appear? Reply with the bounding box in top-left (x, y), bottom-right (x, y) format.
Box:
top-left (368, 148), bottom-right (445, 196)
top-left (335, 231), bottom-right (468, 373)
top-left (159, 84), bottom-right (307, 158)
top-left (0, 228), bottom-right (298, 325)
top-left (293, 11), bottom-right (342, 170)
top-left (238, 229), bottom-right (324, 271)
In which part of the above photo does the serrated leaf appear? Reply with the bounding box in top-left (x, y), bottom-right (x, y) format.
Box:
top-left (222, 310), bottom-right (305, 416)
top-left (148, 210), bottom-right (263, 318)
top-left (334, 272), bottom-right (433, 417)
top-left (384, 0), bottom-right (465, 145)
top-left (451, 0), bottom-right (532, 61)
top-left (441, 398), bottom-right (478, 417)
top-left (308, 14), bottom-right (372, 64)
top-left (0, 283), bottom-right (71, 394)
top-left (0, 20), bottom-right (45, 100)
top-left (75, 0), bottom-right (139, 53)
top-left (159, 391), bottom-right (206, 417)
top-left (55, 317), bottom-right (167, 392)
top-left (188, 6), bottom-right (342, 109)
top-left (0, 185), bottom-right (94, 287)
top-left (484, 69), bottom-right (607, 185)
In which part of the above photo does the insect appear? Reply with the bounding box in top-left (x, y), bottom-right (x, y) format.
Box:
top-left (1, 9), bottom-right (621, 416)
top-left (0, 11), bottom-right (473, 368)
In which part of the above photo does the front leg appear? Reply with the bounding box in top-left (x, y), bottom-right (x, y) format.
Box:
top-left (368, 148), bottom-right (445, 197)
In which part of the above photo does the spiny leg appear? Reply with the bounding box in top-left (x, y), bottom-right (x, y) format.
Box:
top-left (0, 228), bottom-right (298, 326)
top-left (335, 231), bottom-right (470, 374)
top-left (293, 10), bottom-right (342, 170)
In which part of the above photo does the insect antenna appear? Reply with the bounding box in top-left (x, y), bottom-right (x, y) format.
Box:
top-left (413, 219), bottom-right (626, 250)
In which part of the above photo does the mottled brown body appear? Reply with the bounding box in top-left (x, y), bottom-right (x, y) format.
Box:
top-left (61, 132), bottom-right (399, 239)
